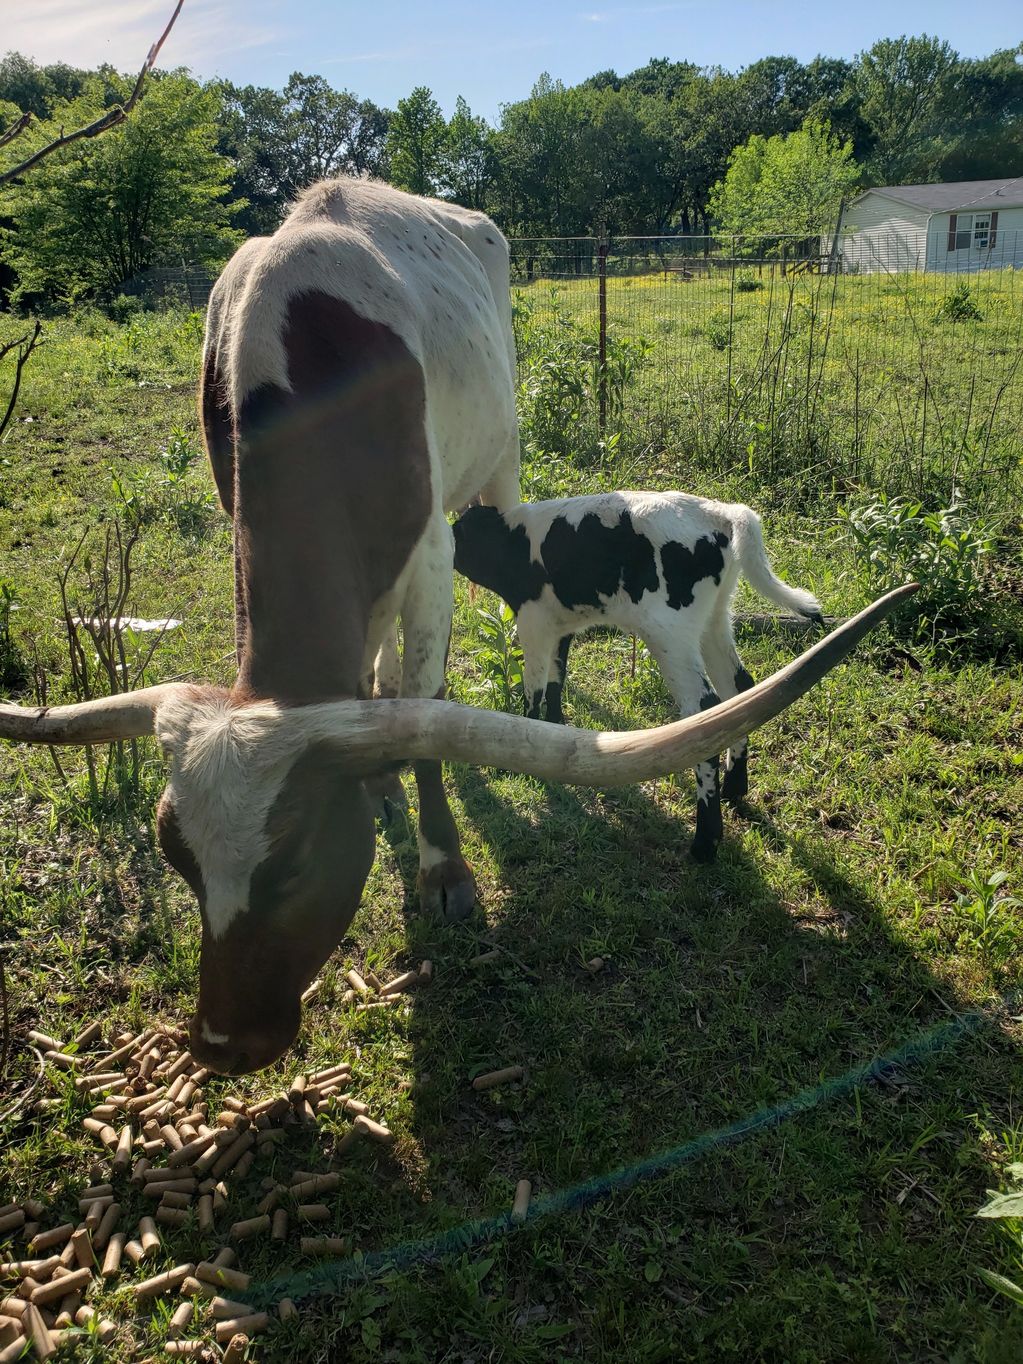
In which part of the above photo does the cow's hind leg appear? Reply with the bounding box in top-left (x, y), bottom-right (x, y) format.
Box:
top-left (402, 519), bottom-right (476, 921)
top-left (641, 627), bottom-right (723, 863)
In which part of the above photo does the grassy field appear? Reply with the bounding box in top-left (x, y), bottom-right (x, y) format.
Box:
top-left (513, 263), bottom-right (1023, 513)
top-left (1, 305), bottom-right (1022, 1362)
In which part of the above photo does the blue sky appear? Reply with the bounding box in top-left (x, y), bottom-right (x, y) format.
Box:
top-left (5, 0), bottom-right (1022, 120)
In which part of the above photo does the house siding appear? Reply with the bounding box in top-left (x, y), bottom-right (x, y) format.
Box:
top-left (837, 193), bottom-right (929, 273)
top-left (925, 205), bottom-right (1023, 272)
top-left (834, 191), bottom-right (1023, 274)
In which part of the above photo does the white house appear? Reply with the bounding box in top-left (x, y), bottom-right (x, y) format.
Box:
top-left (834, 178), bottom-right (1023, 274)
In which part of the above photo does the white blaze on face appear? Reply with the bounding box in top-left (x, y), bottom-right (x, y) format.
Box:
top-left (154, 693), bottom-right (304, 941)
top-left (200, 1019), bottom-right (230, 1047)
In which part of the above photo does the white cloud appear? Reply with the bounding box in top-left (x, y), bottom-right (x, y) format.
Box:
top-left (1, 0), bottom-right (279, 74)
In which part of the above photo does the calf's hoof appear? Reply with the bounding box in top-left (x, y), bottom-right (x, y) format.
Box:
top-left (418, 857), bottom-right (477, 922)
top-left (689, 836), bottom-right (719, 864)
top-left (721, 766), bottom-right (749, 805)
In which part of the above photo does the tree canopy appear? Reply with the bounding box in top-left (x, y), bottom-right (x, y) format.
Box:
top-left (3, 71), bottom-right (241, 301)
top-left (709, 118), bottom-right (860, 242)
top-left (0, 31), bottom-right (1021, 305)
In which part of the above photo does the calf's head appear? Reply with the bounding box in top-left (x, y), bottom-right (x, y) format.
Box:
top-left (453, 503), bottom-right (546, 608)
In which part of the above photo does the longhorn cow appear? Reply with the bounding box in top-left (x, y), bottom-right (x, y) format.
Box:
top-left (0, 178), bottom-right (915, 1074)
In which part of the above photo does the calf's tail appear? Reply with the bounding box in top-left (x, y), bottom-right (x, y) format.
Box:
top-left (733, 509), bottom-right (823, 622)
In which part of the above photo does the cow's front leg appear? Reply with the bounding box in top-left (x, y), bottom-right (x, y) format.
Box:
top-left (403, 521), bottom-right (476, 921)
top-left (361, 624), bottom-right (408, 824)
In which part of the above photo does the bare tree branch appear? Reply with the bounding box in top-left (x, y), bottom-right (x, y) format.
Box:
top-left (0, 111), bottom-right (33, 152)
top-left (0, 322), bottom-right (42, 443)
top-left (0, 0), bottom-right (185, 188)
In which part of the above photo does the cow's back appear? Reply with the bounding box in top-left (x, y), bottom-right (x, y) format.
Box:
top-left (214, 178), bottom-right (518, 511)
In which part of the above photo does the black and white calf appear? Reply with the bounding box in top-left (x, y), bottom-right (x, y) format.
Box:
top-left (453, 491), bottom-right (823, 861)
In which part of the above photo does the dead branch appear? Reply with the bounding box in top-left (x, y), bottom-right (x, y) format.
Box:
top-left (0, 322), bottom-right (42, 443)
top-left (0, 0), bottom-right (184, 187)
top-left (0, 111), bottom-right (33, 152)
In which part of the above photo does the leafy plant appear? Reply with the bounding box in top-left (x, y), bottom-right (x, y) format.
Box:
top-left (953, 869), bottom-right (1021, 966)
top-left (935, 282), bottom-right (983, 323)
top-left (514, 287), bottom-right (651, 461)
top-left (159, 426), bottom-right (200, 488)
top-left (735, 267), bottom-right (763, 292)
top-left (977, 1161), bottom-right (1023, 1307)
top-left (704, 305), bottom-right (733, 351)
top-left (835, 491), bottom-right (995, 640)
top-left (466, 604), bottom-right (523, 713)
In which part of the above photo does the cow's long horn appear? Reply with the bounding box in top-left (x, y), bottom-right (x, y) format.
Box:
top-left (307, 584), bottom-right (917, 781)
top-left (0, 683), bottom-right (189, 745)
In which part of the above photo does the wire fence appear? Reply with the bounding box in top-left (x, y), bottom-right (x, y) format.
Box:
top-left (508, 233), bottom-right (1023, 511)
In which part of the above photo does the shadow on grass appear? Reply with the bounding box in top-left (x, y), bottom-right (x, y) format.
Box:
top-left (361, 759), bottom-right (1023, 1361)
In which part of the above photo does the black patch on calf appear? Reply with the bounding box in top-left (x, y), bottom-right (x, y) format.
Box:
top-left (539, 511), bottom-right (658, 610)
top-left (526, 689), bottom-right (545, 720)
top-left (734, 665), bottom-right (755, 693)
top-left (661, 532), bottom-right (729, 610)
top-left (452, 505), bottom-right (548, 611)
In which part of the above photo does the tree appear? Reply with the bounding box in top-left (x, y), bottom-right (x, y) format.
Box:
top-left (852, 35), bottom-right (961, 184)
top-left (217, 81), bottom-right (293, 235)
top-left (386, 87), bottom-right (447, 196)
top-left (3, 72), bottom-right (242, 300)
top-left (0, 52), bottom-right (87, 118)
top-left (440, 96), bottom-right (496, 209)
top-left (218, 74), bottom-right (389, 234)
top-left (936, 46), bottom-right (1023, 180)
top-left (708, 117), bottom-right (860, 242)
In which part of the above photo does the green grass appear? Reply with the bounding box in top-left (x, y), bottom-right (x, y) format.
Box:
top-left (513, 264), bottom-right (1023, 513)
top-left (1, 306), bottom-right (1022, 1362)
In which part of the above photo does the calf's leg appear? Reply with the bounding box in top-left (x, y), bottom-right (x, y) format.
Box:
top-left (516, 605), bottom-right (560, 722)
top-left (701, 618), bottom-right (754, 805)
top-left (641, 627), bottom-right (724, 862)
top-left (543, 635), bottom-right (573, 724)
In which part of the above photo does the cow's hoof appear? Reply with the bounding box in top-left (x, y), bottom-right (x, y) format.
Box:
top-left (689, 837), bottom-right (719, 865)
top-left (418, 858), bottom-right (477, 922)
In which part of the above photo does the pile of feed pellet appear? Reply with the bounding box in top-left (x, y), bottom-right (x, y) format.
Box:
top-left (0, 964), bottom-right (435, 1361)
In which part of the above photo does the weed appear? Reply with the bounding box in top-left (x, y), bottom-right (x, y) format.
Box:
top-left (735, 268), bottom-right (763, 293)
top-left (835, 491), bottom-right (995, 641)
top-left (977, 1163), bottom-right (1023, 1308)
top-left (0, 579), bottom-right (28, 691)
top-left (158, 426), bottom-right (200, 487)
top-left (514, 289), bottom-right (651, 461)
top-left (465, 603), bottom-right (524, 713)
top-left (953, 870), bottom-right (1022, 967)
top-left (935, 282), bottom-right (983, 323)
top-left (704, 305), bottom-right (733, 351)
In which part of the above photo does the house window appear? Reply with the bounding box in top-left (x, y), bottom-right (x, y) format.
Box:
top-left (947, 211), bottom-right (999, 253)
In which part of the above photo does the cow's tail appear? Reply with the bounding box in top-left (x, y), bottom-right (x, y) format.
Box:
top-left (732, 508), bottom-right (823, 622)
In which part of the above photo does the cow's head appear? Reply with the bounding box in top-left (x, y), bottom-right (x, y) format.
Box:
top-left (152, 691), bottom-right (376, 1074)
top-left (0, 584), bottom-right (916, 1075)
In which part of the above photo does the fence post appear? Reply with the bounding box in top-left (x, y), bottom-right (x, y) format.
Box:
top-left (598, 237), bottom-right (608, 434)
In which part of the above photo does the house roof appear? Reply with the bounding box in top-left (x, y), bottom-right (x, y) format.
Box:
top-left (860, 178), bottom-right (1023, 213)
